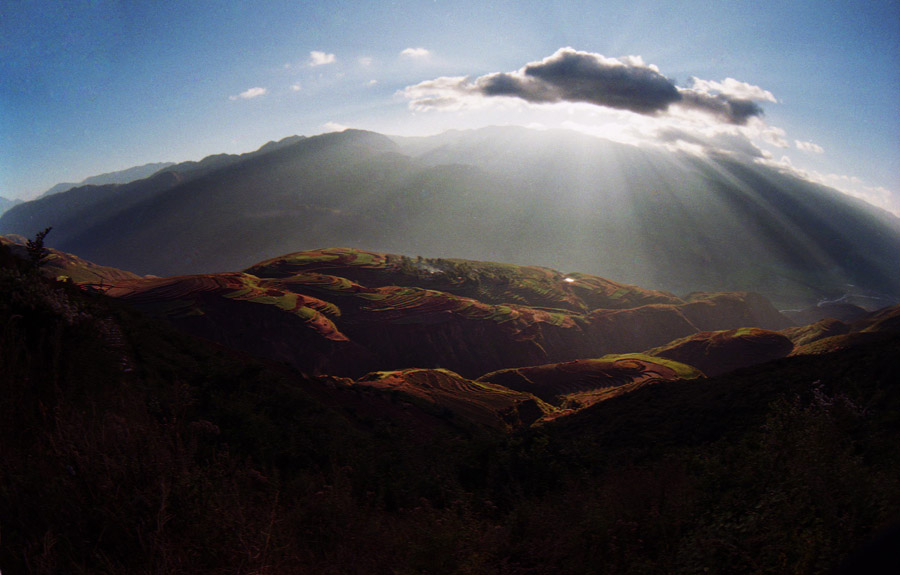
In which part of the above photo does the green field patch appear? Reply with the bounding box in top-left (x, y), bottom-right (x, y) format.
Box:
top-left (341, 249), bottom-right (384, 266)
top-left (282, 273), bottom-right (359, 292)
top-left (281, 252), bottom-right (341, 266)
top-left (596, 353), bottom-right (703, 379)
top-left (732, 327), bottom-right (758, 337)
top-left (247, 292), bottom-right (297, 311)
top-left (356, 292), bottom-right (388, 301)
top-left (223, 287), bottom-right (254, 298)
top-left (482, 305), bottom-right (519, 323)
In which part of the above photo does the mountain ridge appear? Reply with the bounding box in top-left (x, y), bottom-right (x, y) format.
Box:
top-left (37, 162), bottom-right (176, 199)
top-left (2, 127), bottom-right (898, 308)
top-left (0, 195), bottom-right (22, 216)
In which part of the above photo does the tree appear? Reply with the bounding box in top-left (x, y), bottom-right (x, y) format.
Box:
top-left (26, 227), bottom-right (52, 269)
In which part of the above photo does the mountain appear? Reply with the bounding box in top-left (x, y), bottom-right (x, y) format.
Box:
top-left (1, 127), bottom-right (899, 308)
top-left (38, 162), bottom-right (176, 198)
top-left (0, 195), bottom-right (22, 216)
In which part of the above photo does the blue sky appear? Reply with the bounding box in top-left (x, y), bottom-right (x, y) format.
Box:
top-left (2, 0), bottom-right (898, 213)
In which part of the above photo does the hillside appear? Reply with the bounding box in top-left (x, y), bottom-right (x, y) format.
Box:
top-left (92, 247), bottom-right (793, 379)
top-left (2, 239), bottom-right (900, 574)
top-left (2, 127), bottom-right (898, 308)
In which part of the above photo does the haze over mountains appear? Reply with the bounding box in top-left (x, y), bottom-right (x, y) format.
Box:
top-left (0, 197), bottom-right (17, 214)
top-left (2, 126), bottom-right (898, 308)
top-left (0, 195), bottom-right (22, 216)
top-left (36, 162), bottom-right (176, 199)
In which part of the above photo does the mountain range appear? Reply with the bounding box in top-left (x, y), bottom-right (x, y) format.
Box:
top-left (35, 162), bottom-right (176, 199)
top-left (2, 127), bottom-right (898, 309)
top-left (0, 195), bottom-right (22, 216)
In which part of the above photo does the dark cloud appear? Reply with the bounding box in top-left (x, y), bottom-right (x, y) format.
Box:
top-left (477, 73), bottom-right (557, 102)
top-left (519, 49), bottom-right (682, 114)
top-left (677, 91), bottom-right (766, 125)
top-left (405, 48), bottom-right (772, 125)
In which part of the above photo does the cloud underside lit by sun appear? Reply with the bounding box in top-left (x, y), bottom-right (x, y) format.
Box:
top-left (401, 47), bottom-right (897, 215)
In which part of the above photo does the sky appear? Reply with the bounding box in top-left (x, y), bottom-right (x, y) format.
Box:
top-left (2, 0), bottom-right (898, 214)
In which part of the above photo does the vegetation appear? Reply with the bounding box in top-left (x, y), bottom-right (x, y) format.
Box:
top-left (25, 226), bottom-right (52, 269)
top-left (3, 240), bottom-right (900, 573)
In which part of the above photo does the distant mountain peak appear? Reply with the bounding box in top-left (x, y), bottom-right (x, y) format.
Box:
top-left (2, 127), bottom-right (897, 309)
top-left (37, 162), bottom-right (176, 199)
top-left (0, 195), bottom-right (23, 216)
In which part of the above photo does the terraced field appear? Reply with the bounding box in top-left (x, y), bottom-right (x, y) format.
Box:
top-left (81, 247), bottom-right (813, 381)
top-left (781, 318), bottom-right (851, 347)
top-left (353, 368), bottom-right (555, 430)
top-left (105, 272), bottom-right (347, 341)
top-left (786, 304), bottom-right (900, 356)
top-left (478, 354), bottom-right (701, 408)
top-left (858, 303), bottom-right (900, 333)
top-left (246, 247), bottom-right (395, 279)
top-left (790, 332), bottom-right (896, 355)
top-left (268, 271), bottom-right (583, 340)
top-left (564, 272), bottom-right (684, 309)
top-left (647, 327), bottom-right (794, 376)
top-left (247, 247), bottom-right (682, 312)
top-left (7, 239), bottom-right (899, 434)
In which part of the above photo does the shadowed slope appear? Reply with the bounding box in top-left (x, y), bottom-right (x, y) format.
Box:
top-left (789, 304), bottom-right (900, 356)
top-left (784, 302), bottom-right (871, 324)
top-left (103, 272), bottom-right (366, 374)
top-left (1, 235), bottom-right (141, 284)
top-left (351, 368), bottom-right (555, 430)
top-left (857, 304), bottom-right (900, 334)
top-left (782, 317), bottom-right (851, 347)
top-left (478, 354), bottom-right (701, 410)
top-left (647, 327), bottom-right (795, 377)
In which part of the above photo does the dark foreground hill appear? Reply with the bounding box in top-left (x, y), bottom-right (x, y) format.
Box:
top-left (2, 239), bottom-right (900, 574)
top-left (3, 127), bottom-right (899, 308)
